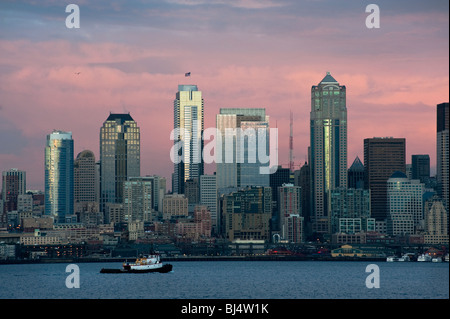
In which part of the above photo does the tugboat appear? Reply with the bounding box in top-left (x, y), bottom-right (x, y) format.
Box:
top-left (100, 254), bottom-right (173, 273)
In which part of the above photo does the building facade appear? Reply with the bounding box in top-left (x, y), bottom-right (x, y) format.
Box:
top-left (123, 177), bottom-right (153, 222)
top-left (437, 102), bottom-right (449, 211)
top-left (424, 196), bottom-right (448, 245)
top-left (100, 113), bottom-right (140, 212)
top-left (162, 194), bottom-right (188, 220)
top-left (284, 214), bottom-right (304, 243)
top-left (173, 85), bottom-right (204, 194)
top-left (221, 186), bottom-right (272, 241)
top-left (310, 72), bottom-right (347, 236)
top-left (278, 183), bottom-right (302, 238)
top-left (387, 171), bottom-right (424, 236)
top-left (200, 174), bottom-right (218, 233)
top-left (330, 187), bottom-right (373, 234)
top-left (2, 168), bottom-right (26, 213)
top-left (45, 130), bottom-right (74, 223)
top-left (364, 137), bottom-right (406, 222)
top-left (411, 154), bottom-right (430, 185)
top-left (74, 150), bottom-right (97, 203)
top-left (216, 108), bottom-right (270, 190)
top-left (348, 156), bottom-right (365, 189)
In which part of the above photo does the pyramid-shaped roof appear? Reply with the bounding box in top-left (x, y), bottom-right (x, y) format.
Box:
top-left (349, 156), bottom-right (364, 171)
top-left (319, 72), bottom-right (338, 84)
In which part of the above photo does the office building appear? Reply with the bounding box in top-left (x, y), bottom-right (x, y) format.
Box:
top-left (105, 203), bottom-right (124, 224)
top-left (221, 186), bottom-right (272, 241)
top-left (364, 137), bottom-right (406, 221)
top-left (185, 178), bottom-right (200, 205)
top-left (278, 183), bottom-right (302, 238)
top-left (270, 166), bottom-right (291, 206)
top-left (100, 113), bottom-right (140, 212)
top-left (424, 196), bottom-right (448, 245)
top-left (437, 102), bottom-right (449, 210)
top-left (216, 108), bottom-right (270, 190)
top-left (144, 175), bottom-right (165, 212)
top-left (173, 85), bottom-right (204, 194)
top-left (162, 194), bottom-right (188, 220)
top-left (17, 194), bottom-right (33, 212)
top-left (45, 130), bottom-right (74, 223)
top-left (294, 161), bottom-right (311, 230)
top-left (123, 177), bottom-right (153, 222)
top-left (200, 174), bottom-right (218, 233)
top-left (74, 150), bottom-right (97, 203)
top-left (284, 214), bottom-right (304, 243)
top-left (310, 72), bottom-right (347, 235)
top-left (348, 156), bottom-right (365, 189)
top-left (330, 187), bottom-right (373, 234)
top-left (386, 171), bottom-right (424, 236)
top-left (2, 168), bottom-right (26, 212)
top-left (411, 154), bottom-right (430, 185)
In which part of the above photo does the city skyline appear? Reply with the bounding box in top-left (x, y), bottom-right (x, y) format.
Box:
top-left (0, 0), bottom-right (448, 191)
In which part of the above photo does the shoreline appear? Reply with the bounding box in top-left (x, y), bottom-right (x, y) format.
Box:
top-left (0, 255), bottom-right (391, 264)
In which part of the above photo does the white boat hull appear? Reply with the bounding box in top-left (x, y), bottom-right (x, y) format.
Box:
top-left (417, 254), bottom-right (432, 262)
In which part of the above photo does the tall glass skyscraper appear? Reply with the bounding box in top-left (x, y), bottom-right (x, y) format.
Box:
top-left (173, 85), bottom-right (204, 194)
top-left (437, 102), bottom-right (449, 211)
top-left (100, 113), bottom-right (140, 212)
top-left (310, 72), bottom-right (347, 236)
top-left (216, 108), bottom-right (270, 190)
top-left (45, 130), bottom-right (74, 223)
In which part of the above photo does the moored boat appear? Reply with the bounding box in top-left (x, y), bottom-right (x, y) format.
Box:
top-left (432, 257), bottom-right (442, 263)
top-left (386, 254), bottom-right (410, 262)
top-left (100, 254), bottom-right (173, 273)
top-left (417, 254), bottom-right (432, 262)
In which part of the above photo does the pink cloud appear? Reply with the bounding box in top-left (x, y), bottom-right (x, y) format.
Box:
top-left (0, 32), bottom-right (447, 190)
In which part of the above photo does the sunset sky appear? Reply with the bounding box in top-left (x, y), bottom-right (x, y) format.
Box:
top-left (0, 0), bottom-right (448, 191)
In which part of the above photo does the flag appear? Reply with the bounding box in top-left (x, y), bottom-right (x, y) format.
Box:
top-left (185, 72), bottom-right (191, 77)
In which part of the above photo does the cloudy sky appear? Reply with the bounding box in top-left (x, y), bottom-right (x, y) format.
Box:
top-left (0, 0), bottom-right (448, 191)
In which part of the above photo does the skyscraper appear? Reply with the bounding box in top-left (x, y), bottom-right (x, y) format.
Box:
top-left (45, 130), bottom-right (74, 223)
top-left (2, 168), bottom-right (26, 212)
top-left (386, 171), bottom-right (424, 236)
top-left (437, 102), bottom-right (449, 210)
top-left (200, 174), bottom-right (218, 234)
top-left (173, 85), bottom-right (204, 194)
top-left (123, 177), bottom-right (153, 222)
top-left (310, 72), bottom-right (347, 236)
top-left (294, 161), bottom-right (311, 232)
top-left (278, 183), bottom-right (302, 238)
top-left (348, 156), bottom-right (365, 189)
top-left (74, 150), bottom-right (97, 203)
top-left (364, 137), bottom-right (405, 222)
top-left (270, 166), bottom-right (291, 208)
top-left (100, 113), bottom-right (140, 212)
top-left (411, 154), bottom-right (430, 185)
top-left (144, 175), bottom-right (165, 213)
top-left (216, 108), bottom-right (270, 190)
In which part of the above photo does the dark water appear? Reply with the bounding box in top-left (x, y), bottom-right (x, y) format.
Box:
top-left (0, 261), bottom-right (448, 299)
